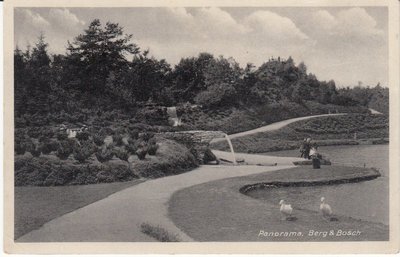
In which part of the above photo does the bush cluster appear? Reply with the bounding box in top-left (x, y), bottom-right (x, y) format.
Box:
top-left (95, 147), bottom-right (114, 163)
top-left (14, 157), bottom-right (139, 186)
top-left (290, 114), bottom-right (388, 137)
top-left (14, 138), bottom-right (196, 186)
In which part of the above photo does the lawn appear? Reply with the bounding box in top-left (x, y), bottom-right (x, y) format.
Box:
top-left (14, 179), bottom-right (145, 239)
top-left (168, 166), bottom-right (388, 241)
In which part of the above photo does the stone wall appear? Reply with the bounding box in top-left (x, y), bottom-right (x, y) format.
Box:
top-left (156, 130), bottom-right (226, 164)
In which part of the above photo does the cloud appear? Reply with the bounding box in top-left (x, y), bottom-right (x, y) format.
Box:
top-left (308, 8), bottom-right (384, 48)
top-left (165, 7), bottom-right (194, 25)
top-left (311, 10), bottom-right (337, 31)
top-left (336, 8), bottom-right (383, 37)
top-left (141, 7), bottom-right (310, 56)
top-left (244, 10), bottom-right (309, 42)
top-left (150, 7), bottom-right (248, 41)
top-left (196, 7), bottom-right (249, 37)
top-left (19, 9), bottom-right (50, 29)
top-left (48, 8), bottom-right (85, 30)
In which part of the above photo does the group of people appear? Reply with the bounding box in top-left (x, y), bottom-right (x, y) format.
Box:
top-left (299, 138), bottom-right (319, 160)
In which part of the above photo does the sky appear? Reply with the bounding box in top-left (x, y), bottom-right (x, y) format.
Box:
top-left (14, 7), bottom-right (388, 88)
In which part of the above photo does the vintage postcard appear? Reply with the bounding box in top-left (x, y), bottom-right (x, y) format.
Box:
top-left (3, 0), bottom-right (399, 254)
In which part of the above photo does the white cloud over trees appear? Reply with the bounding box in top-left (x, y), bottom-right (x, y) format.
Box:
top-left (14, 7), bottom-right (388, 87)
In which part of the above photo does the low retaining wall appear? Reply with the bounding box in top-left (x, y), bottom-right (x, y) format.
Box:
top-left (239, 167), bottom-right (381, 194)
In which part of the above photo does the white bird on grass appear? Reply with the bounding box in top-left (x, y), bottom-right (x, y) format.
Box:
top-left (279, 200), bottom-right (293, 220)
top-left (320, 197), bottom-right (333, 220)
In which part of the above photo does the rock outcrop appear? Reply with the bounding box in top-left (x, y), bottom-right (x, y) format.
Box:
top-left (156, 130), bottom-right (226, 164)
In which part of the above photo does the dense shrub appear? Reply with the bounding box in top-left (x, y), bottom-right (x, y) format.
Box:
top-left (23, 162), bottom-right (125, 186)
top-left (27, 127), bottom-right (41, 138)
top-left (56, 131), bottom-right (68, 140)
top-left (49, 140), bottom-right (60, 152)
top-left (129, 128), bottom-right (140, 140)
top-left (95, 147), bottom-right (114, 163)
top-left (194, 83), bottom-right (237, 108)
top-left (136, 147), bottom-right (147, 160)
top-left (66, 138), bottom-right (81, 152)
top-left (112, 164), bottom-right (135, 180)
top-left (93, 133), bottom-right (105, 146)
top-left (30, 146), bottom-right (41, 157)
top-left (139, 132), bottom-right (154, 142)
top-left (39, 140), bottom-right (53, 154)
top-left (74, 145), bottom-right (94, 163)
top-left (288, 114), bottom-right (388, 137)
top-left (23, 138), bottom-right (36, 153)
top-left (114, 148), bottom-right (130, 161)
top-left (134, 107), bottom-right (169, 126)
top-left (126, 138), bottom-right (139, 154)
top-left (76, 131), bottom-right (90, 141)
top-left (147, 143), bottom-right (158, 155)
top-left (99, 127), bottom-right (113, 136)
top-left (128, 123), bottom-right (152, 132)
top-left (40, 127), bottom-right (55, 139)
top-left (56, 140), bottom-right (74, 160)
top-left (113, 134), bottom-right (123, 146)
top-left (15, 157), bottom-right (56, 186)
top-left (15, 139), bottom-right (26, 155)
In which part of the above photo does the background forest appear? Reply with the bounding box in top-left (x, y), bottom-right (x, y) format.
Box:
top-left (14, 19), bottom-right (388, 130)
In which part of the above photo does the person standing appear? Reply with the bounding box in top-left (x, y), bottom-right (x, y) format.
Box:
top-left (304, 138), bottom-right (312, 159)
top-left (299, 138), bottom-right (307, 158)
top-left (310, 143), bottom-right (320, 169)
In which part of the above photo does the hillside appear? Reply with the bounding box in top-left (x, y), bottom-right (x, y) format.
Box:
top-left (211, 114), bottom-right (388, 153)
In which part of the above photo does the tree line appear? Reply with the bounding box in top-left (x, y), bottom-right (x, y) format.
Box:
top-left (14, 19), bottom-right (389, 119)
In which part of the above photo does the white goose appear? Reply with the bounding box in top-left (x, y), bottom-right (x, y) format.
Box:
top-left (320, 197), bottom-right (333, 219)
top-left (279, 200), bottom-right (293, 220)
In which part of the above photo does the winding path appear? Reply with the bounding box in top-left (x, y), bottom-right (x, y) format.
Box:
top-left (18, 164), bottom-right (296, 242)
top-left (18, 113), bottom-right (346, 242)
top-left (211, 113), bottom-right (346, 143)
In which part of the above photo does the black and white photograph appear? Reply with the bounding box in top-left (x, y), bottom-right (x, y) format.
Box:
top-left (3, 0), bottom-right (399, 254)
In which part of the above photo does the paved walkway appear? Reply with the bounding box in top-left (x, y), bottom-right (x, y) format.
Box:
top-left (18, 161), bottom-right (297, 242)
